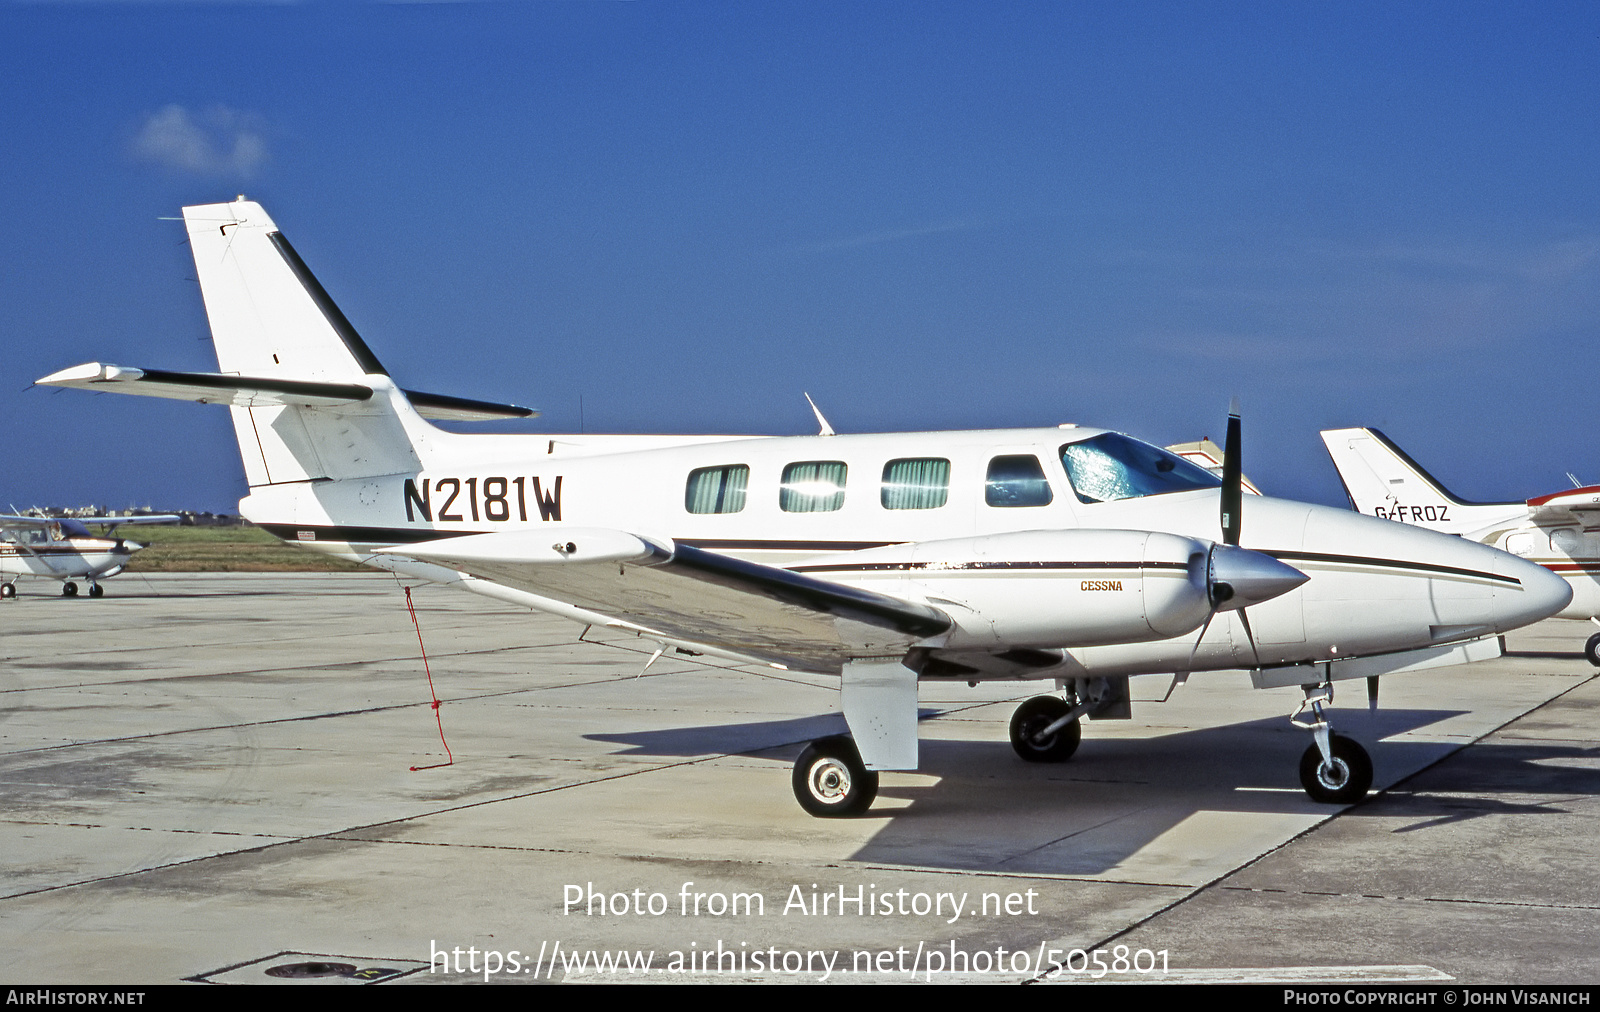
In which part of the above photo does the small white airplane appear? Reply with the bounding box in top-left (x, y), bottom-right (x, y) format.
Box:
top-left (37, 199), bottom-right (1572, 817)
top-left (1322, 426), bottom-right (1600, 666)
top-left (1, 513), bottom-right (179, 598)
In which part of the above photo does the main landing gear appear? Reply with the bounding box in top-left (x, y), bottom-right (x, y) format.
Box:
top-left (1584, 632), bottom-right (1600, 668)
top-left (792, 735), bottom-right (878, 817)
top-left (1009, 695), bottom-right (1081, 762)
top-left (0, 582), bottom-right (15, 600)
top-left (1292, 682), bottom-right (1373, 804)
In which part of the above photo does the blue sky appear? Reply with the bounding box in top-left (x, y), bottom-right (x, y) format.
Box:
top-left (4, 2), bottom-right (1598, 514)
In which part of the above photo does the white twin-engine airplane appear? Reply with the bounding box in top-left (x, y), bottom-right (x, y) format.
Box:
top-left (1322, 427), bottom-right (1600, 667)
top-left (38, 199), bottom-right (1571, 817)
top-left (1, 513), bottom-right (179, 598)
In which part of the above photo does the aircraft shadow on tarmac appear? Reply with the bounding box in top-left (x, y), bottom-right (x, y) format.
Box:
top-left (586, 707), bottom-right (1600, 874)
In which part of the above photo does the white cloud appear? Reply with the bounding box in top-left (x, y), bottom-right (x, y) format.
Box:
top-left (130, 104), bottom-right (268, 177)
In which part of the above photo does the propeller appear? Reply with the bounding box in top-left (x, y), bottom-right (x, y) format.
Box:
top-left (1179, 399), bottom-right (1306, 680)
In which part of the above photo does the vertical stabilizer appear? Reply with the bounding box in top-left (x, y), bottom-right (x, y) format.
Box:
top-left (1319, 427), bottom-right (1521, 536)
top-left (183, 199), bottom-right (425, 485)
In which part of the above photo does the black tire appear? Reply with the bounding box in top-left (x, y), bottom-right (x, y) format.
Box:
top-left (61, 583), bottom-right (78, 598)
top-left (0, 583), bottom-right (14, 599)
top-left (1009, 695), bottom-right (1081, 762)
top-left (1584, 632), bottom-right (1600, 668)
top-left (792, 736), bottom-right (878, 818)
top-left (1299, 734), bottom-right (1373, 804)
top-left (88, 584), bottom-right (104, 598)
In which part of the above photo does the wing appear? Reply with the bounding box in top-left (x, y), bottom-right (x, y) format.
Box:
top-left (0, 514), bottom-right (56, 529)
top-left (401, 528), bottom-right (952, 673)
top-left (1527, 486), bottom-right (1600, 527)
top-left (36, 362), bottom-right (534, 422)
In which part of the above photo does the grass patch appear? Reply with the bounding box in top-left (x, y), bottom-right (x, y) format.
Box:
top-left (122, 524), bottom-right (368, 573)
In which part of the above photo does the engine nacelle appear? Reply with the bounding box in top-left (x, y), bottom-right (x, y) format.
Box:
top-left (808, 529), bottom-right (1305, 650)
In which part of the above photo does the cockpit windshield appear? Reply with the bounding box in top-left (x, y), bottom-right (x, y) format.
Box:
top-left (1059, 432), bottom-right (1223, 504)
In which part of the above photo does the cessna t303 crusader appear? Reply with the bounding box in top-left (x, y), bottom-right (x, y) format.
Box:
top-left (39, 199), bottom-right (1571, 817)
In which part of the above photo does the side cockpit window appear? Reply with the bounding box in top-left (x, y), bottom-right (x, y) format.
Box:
top-left (882, 458), bottom-right (950, 510)
top-left (1060, 433), bottom-right (1221, 504)
top-left (985, 455), bottom-right (1053, 507)
top-left (686, 464), bottom-right (749, 514)
top-left (780, 461), bottom-right (847, 513)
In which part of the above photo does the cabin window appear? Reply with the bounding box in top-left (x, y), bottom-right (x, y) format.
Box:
top-left (685, 464), bottom-right (749, 514)
top-left (881, 458), bottom-right (950, 510)
top-left (1060, 433), bottom-right (1221, 504)
top-left (780, 461), bottom-right (847, 513)
top-left (985, 455), bottom-right (1054, 507)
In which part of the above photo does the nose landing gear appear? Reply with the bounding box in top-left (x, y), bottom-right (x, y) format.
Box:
top-left (1292, 682), bottom-right (1373, 804)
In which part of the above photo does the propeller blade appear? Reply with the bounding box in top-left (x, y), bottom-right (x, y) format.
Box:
top-left (1221, 398), bottom-right (1242, 546)
top-left (1236, 606), bottom-right (1263, 669)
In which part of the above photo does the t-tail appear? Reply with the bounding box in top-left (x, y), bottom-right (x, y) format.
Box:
top-left (37, 198), bottom-right (536, 529)
top-left (1319, 427), bottom-right (1524, 538)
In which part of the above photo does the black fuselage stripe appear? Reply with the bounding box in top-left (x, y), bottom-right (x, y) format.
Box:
top-left (257, 524), bottom-right (483, 544)
top-left (1266, 550), bottom-right (1518, 585)
top-left (791, 560), bottom-right (1187, 574)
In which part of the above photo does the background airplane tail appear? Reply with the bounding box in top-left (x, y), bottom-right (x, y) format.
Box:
top-left (1319, 427), bottom-right (1516, 532)
top-left (184, 199), bottom-right (432, 485)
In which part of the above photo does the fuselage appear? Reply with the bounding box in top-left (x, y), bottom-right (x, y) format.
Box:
top-left (0, 535), bottom-right (132, 581)
top-left (239, 424), bottom-right (1572, 678)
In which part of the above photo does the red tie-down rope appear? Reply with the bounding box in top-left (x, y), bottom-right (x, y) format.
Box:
top-left (404, 585), bottom-right (454, 770)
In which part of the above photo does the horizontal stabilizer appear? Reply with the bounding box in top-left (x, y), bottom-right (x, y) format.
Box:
top-left (37, 363), bottom-right (536, 421)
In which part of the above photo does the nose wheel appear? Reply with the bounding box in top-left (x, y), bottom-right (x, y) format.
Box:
top-left (1298, 734), bottom-right (1372, 803)
top-left (1292, 682), bottom-right (1372, 804)
top-left (792, 735), bottom-right (878, 818)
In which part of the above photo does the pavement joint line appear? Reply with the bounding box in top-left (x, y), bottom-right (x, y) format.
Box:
top-left (994, 805), bottom-right (1165, 868)
top-left (0, 676), bottom-right (741, 756)
top-left (0, 644), bottom-right (611, 695)
top-left (1218, 884), bottom-right (1600, 911)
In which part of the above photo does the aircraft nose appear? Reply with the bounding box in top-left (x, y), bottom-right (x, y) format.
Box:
top-left (1208, 543), bottom-right (1308, 611)
top-left (1496, 553), bottom-right (1572, 628)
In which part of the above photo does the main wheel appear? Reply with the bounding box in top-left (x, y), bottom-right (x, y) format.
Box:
top-left (0, 583), bottom-right (14, 599)
top-left (61, 582), bottom-right (78, 598)
top-left (1009, 695), bottom-right (1081, 762)
top-left (1584, 632), bottom-right (1600, 668)
top-left (792, 736), bottom-right (878, 818)
top-left (1299, 734), bottom-right (1373, 804)
top-left (88, 584), bottom-right (104, 598)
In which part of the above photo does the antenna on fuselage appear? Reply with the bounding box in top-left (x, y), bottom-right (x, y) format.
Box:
top-left (803, 392), bottom-right (836, 437)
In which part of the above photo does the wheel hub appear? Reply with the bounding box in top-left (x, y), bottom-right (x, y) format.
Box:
top-left (808, 759), bottom-right (851, 802)
top-left (1317, 758), bottom-right (1350, 790)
